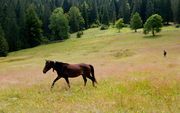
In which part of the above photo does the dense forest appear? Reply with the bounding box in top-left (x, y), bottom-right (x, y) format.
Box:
top-left (0, 0), bottom-right (179, 56)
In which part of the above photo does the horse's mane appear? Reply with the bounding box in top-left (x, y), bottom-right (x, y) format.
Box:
top-left (55, 61), bottom-right (69, 65)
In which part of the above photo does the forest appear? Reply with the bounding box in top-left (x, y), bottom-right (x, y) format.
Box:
top-left (0, 0), bottom-right (180, 56)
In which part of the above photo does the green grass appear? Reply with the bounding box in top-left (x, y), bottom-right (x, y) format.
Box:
top-left (0, 27), bottom-right (180, 112)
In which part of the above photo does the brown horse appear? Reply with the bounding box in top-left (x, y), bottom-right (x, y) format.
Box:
top-left (43, 60), bottom-right (97, 90)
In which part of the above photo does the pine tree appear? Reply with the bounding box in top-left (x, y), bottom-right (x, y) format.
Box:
top-left (159, 0), bottom-right (166, 22)
top-left (164, 0), bottom-right (173, 24)
top-left (62, 0), bottom-right (71, 13)
top-left (0, 24), bottom-right (8, 57)
top-left (102, 6), bottom-right (109, 26)
top-left (177, 1), bottom-right (180, 23)
top-left (145, 1), bottom-right (154, 21)
top-left (130, 12), bottom-right (142, 32)
top-left (90, 0), bottom-right (99, 24)
top-left (24, 4), bottom-right (43, 48)
top-left (9, 18), bottom-right (21, 51)
top-left (43, 1), bottom-right (51, 39)
top-left (81, 2), bottom-right (89, 29)
top-left (131, 0), bottom-right (140, 19)
top-left (140, 0), bottom-right (147, 23)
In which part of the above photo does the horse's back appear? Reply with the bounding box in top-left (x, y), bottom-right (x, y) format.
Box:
top-left (66, 63), bottom-right (91, 77)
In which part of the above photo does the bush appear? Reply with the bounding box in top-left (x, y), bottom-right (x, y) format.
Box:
top-left (77, 31), bottom-right (83, 38)
top-left (100, 25), bottom-right (109, 30)
top-left (91, 24), bottom-right (99, 28)
top-left (42, 36), bottom-right (50, 44)
top-left (175, 24), bottom-right (179, 28)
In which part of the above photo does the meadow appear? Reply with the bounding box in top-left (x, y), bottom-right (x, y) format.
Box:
top-left (0, 26), bottom-right (180, 112)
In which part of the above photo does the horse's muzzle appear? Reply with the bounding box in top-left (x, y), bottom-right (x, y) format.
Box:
top-left (43, 70), bottom-right (46, 74)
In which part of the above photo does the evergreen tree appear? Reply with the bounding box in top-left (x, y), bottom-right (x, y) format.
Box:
top-left (62, 0), bottom-right (71, 13)
top-left (43, 1), bottom-right (51, 39)
top-left (145, 0), bottom-right (154, 21)
top-left (140, 0), bottom-right (147, 23)
top-left (112, 10), bottom-right (116, 25)
top-left (177, 0), bottom-right (180, 23)
top-left (0, 24), bottom-right (8, 57)
top-left (125, 3), bottom-right (131, 24)
top-left (130, 12), bottom-right (142, 32)
top-left (164, 0), bottom-right (173, 24)
top-left (81, 2), bottom-right (89, 29)
top-left (49, 8), bottom-right (70, 40)
top-left (110, 0), bottom-right (117, 23)
top-left (102, 6), bottom-right (109, 26)
top-left (24, 4), bottom-right (43, 48)
top-left (131, 0), bottom-right (140, 19)
top-left (9, 18), bottom-right (21, 51)
top-left (158, 0), bottom-right (166, 22)
top-left (90, 0), bottom-right (99, 24)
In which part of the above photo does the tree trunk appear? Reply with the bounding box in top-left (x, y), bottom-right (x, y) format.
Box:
top-left (152, 27), bottom-right (155, 36)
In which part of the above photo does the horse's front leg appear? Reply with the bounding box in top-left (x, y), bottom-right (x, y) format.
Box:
top-left (64, 77), bottom-right (71, 88)
top-left (51, 77), bottom-right (60, 91)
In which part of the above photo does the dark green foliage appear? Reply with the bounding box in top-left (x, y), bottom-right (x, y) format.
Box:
top-left (176, 1), bottom-right (180, 23)
top-left (24, 4), bottom-right (43, 47)
top-left (76, 31), bottom-right (83, 38)
top-left (80, 2), bottom-right (89, 29)
top-left (101, 6), bottom-right (109, 26)
top-left (69, 6), bottom-right (85, 32)
top-left (0, 25), bottom-right (8, 57)
top-left (0, 0), bottom-right (177, 52)
top-left (62, 0), bottom-right (71, 13)
top-left (130, 12), bottom-right (142, 32)
top-left (49, 8), bottom-right (70, 40)
top-left (145, 1), bottom-right (154, 21)
top-left (131, 0), bottom-right (140, 19)
top-left (90, 0), bottom-right (99, 24)
top-left (164, 0), bottom-right (173, 24)
top-left (175, 24), bottom-right (179, 28)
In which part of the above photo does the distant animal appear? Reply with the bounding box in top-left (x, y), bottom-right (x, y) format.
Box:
top-left (164, 50), bottom-right (167, 57)
top-left (43, 60), bottom-right (97, 91)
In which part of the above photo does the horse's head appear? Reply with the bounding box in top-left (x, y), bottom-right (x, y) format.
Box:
top-left (43, 60), bottom-right (53, 74)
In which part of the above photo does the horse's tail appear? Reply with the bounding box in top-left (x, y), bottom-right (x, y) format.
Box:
top-left (89, 65), bottom-right (97, 83)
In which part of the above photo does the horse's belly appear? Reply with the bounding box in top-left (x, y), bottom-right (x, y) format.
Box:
top-left (67, 70), bottom-right (83, 78)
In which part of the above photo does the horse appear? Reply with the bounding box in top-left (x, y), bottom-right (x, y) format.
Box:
top-left (43, 60), bottom-right (97, 90)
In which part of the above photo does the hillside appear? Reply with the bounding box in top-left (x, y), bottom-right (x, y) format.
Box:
top-left (0, 28), bottom-right (180, 112)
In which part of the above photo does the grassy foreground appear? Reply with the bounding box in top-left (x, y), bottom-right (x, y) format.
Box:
top-left (0, 28), bottom-right (180, 112)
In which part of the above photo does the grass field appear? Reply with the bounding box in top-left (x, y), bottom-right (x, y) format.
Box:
top-left (0, 26), bottom-right (180, 112)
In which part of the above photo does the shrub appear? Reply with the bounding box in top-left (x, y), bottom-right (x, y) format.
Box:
top-left (91, 24), bottom-right (99, 28)
top-left (175, 24), bottom-right (179, 28)
top-left (100, 25), bottom-right (109, 30)
top-left (77, 31), bottom-right (83, 38)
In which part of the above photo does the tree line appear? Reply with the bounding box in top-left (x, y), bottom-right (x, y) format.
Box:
top-left (0, 0), bottom-right (180, 57)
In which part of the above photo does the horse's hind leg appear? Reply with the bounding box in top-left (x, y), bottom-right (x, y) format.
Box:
top-left (86, 74), bottom-right (96, 87)
top-left (51, 77), bottom-right (60, 91)
top-left (82, 76), bottom-right (87, 86)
